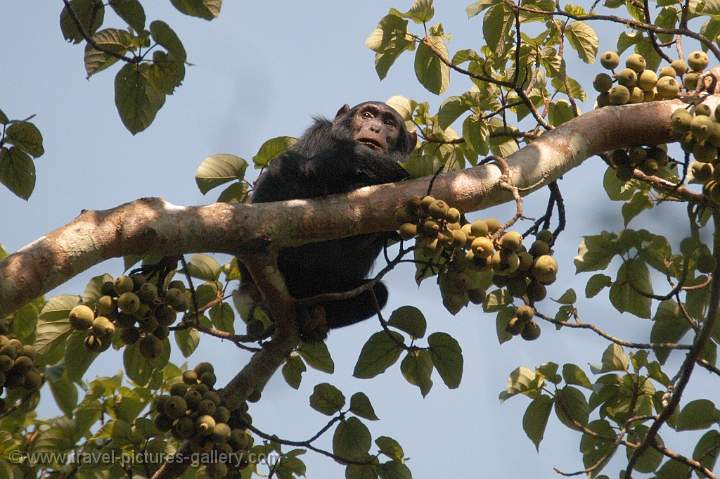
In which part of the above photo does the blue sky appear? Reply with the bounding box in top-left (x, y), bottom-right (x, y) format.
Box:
top-left (1, 2), bottom-right (715, 478)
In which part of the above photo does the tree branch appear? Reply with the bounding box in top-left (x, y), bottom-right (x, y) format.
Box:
top-left (0, 99), bottom-right (701, 317)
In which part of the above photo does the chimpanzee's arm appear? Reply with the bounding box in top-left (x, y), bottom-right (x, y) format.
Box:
top-left (253, 150), bottom-right (408, 206)
top-left (299, 147), bottom-right (408, 189)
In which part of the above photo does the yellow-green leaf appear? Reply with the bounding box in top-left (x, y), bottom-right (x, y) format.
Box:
top-left (566, 21), bottom-right (598, 64)
top-left (195, 153), bottom-right (247, 194)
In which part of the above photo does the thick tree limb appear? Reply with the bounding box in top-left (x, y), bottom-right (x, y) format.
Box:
top-left (0, 99), bottom-right (695, 317)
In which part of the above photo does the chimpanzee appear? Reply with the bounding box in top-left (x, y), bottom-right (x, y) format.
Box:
top-left (251, 101), bottom-right (416, 338)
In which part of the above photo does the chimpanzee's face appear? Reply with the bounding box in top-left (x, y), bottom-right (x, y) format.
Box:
top-left (350, 103), bottom-right (403, 153)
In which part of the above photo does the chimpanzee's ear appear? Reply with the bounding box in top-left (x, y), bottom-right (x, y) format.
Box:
top-left (405, 130), bottom-right (418, 153)
top-left (334, 104), bottom-right (351, 119)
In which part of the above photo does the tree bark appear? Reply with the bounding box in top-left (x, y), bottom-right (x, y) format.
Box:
top-left (0, 99), bottom-right (684, 317)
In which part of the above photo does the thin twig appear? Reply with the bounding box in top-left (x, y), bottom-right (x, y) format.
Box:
top-left (536, 311), bottom-right (692, 350)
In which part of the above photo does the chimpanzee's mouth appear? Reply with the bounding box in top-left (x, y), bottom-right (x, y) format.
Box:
top-left (358, 138), bottom-right (383, 151)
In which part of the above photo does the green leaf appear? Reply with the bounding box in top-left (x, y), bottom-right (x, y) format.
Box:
top-left (554, 386), bottom-right (589, 431)
top-left (110, 419), bottom-right (134, 446)
top-left (405, 0), bottom-right (435, 23)
top-left (48, 372), bottom-right (79, 417)
top-left (114, 63), bottom-right (166, 134)
top-left (495, 306), bottom-right (514, 344)
top-left (31, 417), bottom-right (76, 457)
top-left (35, 297), bottom-right (78, 365)
top-left (428, 332), bottom-right (463, 388)
top-left (5, 122), bottom-right (44, 157)
top-left (149, 20), bottom-right (187, 61)
top-left (148, 50), bottom-right (186, 95)
top-left (499, 366), bottom-right (541, 401)
top-left (73, 401), bottom-right (100, 440)
top-left (555, 304), bottom-right (574, 323)
top-left (634, 40), bottom-right (661, 73)
top-left (483, 4), bottom-right (511, 55)
top-left (0, 460), bottom-right (14, 479)
top-left (655, 459), bottom-right (691, 479)
top-left (637, 233), bottom-right (672, 275)
top-left (60, 0), bottom-right (105, 44)
top-left (693, 430), bottom-right (720, 474)
top-left (216, 181), bottom-right (249, 204)
top-left (345, 464), bottom-right (376, 479)
top-left (603, 167), bottom-right (637, 201)
top-left (376, 436), bottom-right (404, 461)
top-left (184, 253), bottom-right (222, 280)
top-left (0, 109), bottom-right (8, 124)
top-left (386, 95), bottom-right (415, 121)
top-left (388, 306), bottom-right (427, 338)
top-left (210, 302), bottom-right (234, 333)
top-left (299, 341), bottom-right (334, 374)
top-left (276, 453), bottom-right (307, 478)
top-left (438, 96), bottom-right (469, 129)
top-left (0, 147), bottom-right (36, 200)
top-left (195, 154), bottom-right (247, 194)
top-left (83, 28), bottom-right (132, 77)
top-left (548, 99), bottom-right (574, 126)
top-left (39, 295), bottom-right (81, 322)
top-left (400, 350), bottom-right (433, 396)
top-left (484, 288), bottom-right (511, 312)
top-left (194, 283), bottom-right (218, 308)
top-left (580, 420), bottom-right (617, 473)
top-left (353, 331), bottom-right (404, 379)
top-left (82, 273), bottom-right (113, 304)
top-left (585, 274), bottom-right (612, 298)
top-left (377, 461), bottom-right (412, 479)
top-left (174, 327), bottom-right (200, 357)
top-left (466, 0), bottom-right (496, 17)
top-left (677, 399), bottom-right (720, 431)
top-left (414, 34), bottom-right (450, 95)
top-left (592, 344), bottom-right (629, 373)
top-left (622, 191), bottom-right (653, 226)
top-left (625, 425), bottom-right (663, 473)
top-left (556, 289), bottom-right (577, 304)
top-left (64, 332), bottom-right (98, 382)
top-left (651, 301), bottom-right (690, 364)
top-left (282, 354), bottom-right (306, 390)
top-left (333, 417), bottom-right (371, 462)
top-left (609, 258), bottom-right (652, 318)
top-left (438, 271), bottom-right (469, 314)
top-left (170, 0), bottom-right (222, 20)
top-left (523, 394), bottom-right (553, 450)
top-left (123, 340), bottom-right (168, 385)
top-left (551, 76), bottom-right (587, 102)
top-left (701, 339), bottom-right (717, 366)
top-left (574, 232), bottom-right (618, 273)
top-left (109, 0), bottom-right (146, 32)
top-left (562, 363), bottom-right (593, 389)
top-left (349, 392), bottom-right (379, 421)
top-left (309, 383), bottom-right (346, 415)
top-left (252, 136), bottom-right (296, 168)
top-left (536, 362), bottom-right (561, 384)
top-left (565, 21), bottom-right (598, 63)
top-left (115, 387), bottom-right (151, 423)
top-left (11, 302), bottom-right (38, 342)
top-left (365, 14), bottom-right (412, 80)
